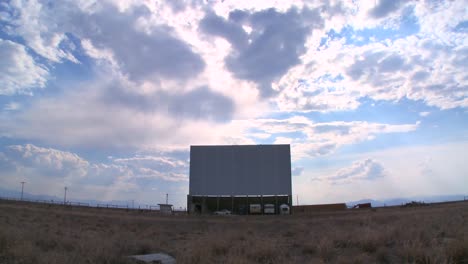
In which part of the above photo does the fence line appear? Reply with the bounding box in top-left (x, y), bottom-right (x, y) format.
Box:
top-left (0, 196), bottom-right (187, 213)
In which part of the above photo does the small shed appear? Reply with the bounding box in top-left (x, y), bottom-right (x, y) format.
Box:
top-left (158, 204), bottom-right (173, 214)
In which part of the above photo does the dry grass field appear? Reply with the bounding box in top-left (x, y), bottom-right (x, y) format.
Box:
top-left (0, 199), bottom-right (467, 264)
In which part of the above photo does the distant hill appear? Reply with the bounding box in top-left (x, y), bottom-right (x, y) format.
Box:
top-left (347, 195), bottom-right (466, 207)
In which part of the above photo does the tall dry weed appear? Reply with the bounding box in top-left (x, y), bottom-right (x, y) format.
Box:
top-left (0, 200), bottom-right (467, 263)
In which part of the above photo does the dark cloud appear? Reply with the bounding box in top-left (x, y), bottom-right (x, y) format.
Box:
top-left (200, 11), bottom-right (248, 50)
top-left (369, 0), bottom-right (406, 18)
top-left (103, 83), bottom-right (235, 122)
top-left (319, 1), bottom-right (345, 16)
top-left (411, 71), bottom-right (430, 82)
top-left (166, 0), bottom-right (187, 13)
top-left (379, 54), bottom-right (407, 72)
top-left (169, 87), bottom-right (235, 122)
top-left (70, 3), bottom-right (205, 82)
top-left (200, 7), bottom-right (323, 97)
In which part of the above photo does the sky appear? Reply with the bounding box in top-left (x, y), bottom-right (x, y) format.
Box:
top-left (0, 0), bottom-right (467, 208)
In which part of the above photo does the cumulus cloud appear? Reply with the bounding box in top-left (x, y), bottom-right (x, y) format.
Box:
top-left (368, 0), bottom-right (407, 19)
top-left (200, 7), bottom-right (323, 97)
top-left (276, 1), bottom-right (468, 112)
top-left (1, 1), bottom-right (251, 151)
top-left (112, 153), bottom-right (188, 182)
top-left (0, 144), bottom-right (188, 199)
top-left (231, 116), bottom-right (419, 160)
top-left (0, 0), bottom-right (78, 63)
top-left (71, 3), bottom-right (205, 82)
top-left (3, 0), bottom-right (466, 114)
top-left (5, 144), bottom-right (89, 178)
top-left (328, 158), bottom-right (386, 184)
top-left (3, 0), bottom-right (205, 83)
top-left (0, 40), bottom-right (48, 95)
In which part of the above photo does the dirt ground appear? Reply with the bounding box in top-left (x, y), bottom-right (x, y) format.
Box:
top-left (0, 199), bottom-right (467, 263)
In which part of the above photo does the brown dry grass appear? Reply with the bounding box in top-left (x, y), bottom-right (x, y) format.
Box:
top-left (0, 200), bottom-right (467, 263)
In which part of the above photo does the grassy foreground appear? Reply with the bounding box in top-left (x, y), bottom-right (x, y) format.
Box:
top-left (0, 200), bottom-right (467, 263)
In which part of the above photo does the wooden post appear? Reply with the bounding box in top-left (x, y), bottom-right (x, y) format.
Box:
top-left (231, 195), bottom-right (234, 213)
top-left (275, 195), bottom-right (278, 215)
top-left (261, 195), bottom-right (263, 215)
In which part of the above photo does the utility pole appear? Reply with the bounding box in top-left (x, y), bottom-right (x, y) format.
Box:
top-left (166, 193), bottom-right (168, 204)
top-left (20, 181), bottom-right (26, 200)
top-left (64, 186), bottom-right (68, 205)
top-left (296, 195), bottom-right (299, 206)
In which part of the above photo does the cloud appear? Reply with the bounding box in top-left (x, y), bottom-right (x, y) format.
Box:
top-left (278, 34), bottom-right (468, 112)
top-left (71, 3), bottom-right (205, 82)
top-left (200, 7), bottom-right (323, 97)
top-left (0, 144), bottom-right (188, 200)
top-left (419, 112), bottom-right (430, 117)
top-left (292, 166), bottom-right (304, 176)
top-left (275, 1), bottom-right (467, 112)
top-left (3, 102), bottom-right (21, 111)
top-left (232, 116), bottom-right (419, 160)
top-left (0, 73), bottom-right (238, 148)
top-left (1, 0), bottom-right (78, 63)
top-left (102, 82), bottom-right (235, 122)
top-left (347, 52), bottom-right (409, 80)
top-left (418, 156), bottom-right (433, 177)
top-left (368, 0), bottom-right (406, 19)
top-left (3, 1), bottom-right (205, 83)
top-left (328, 158), bottom-right (385, 183)
top-left (0, 40), bottom-right (49, 95)
top-left (4, 144), bottom-right (89, 179)
top-left (3, 0), bottom-right (466, 114)
top-left (113, 156), bottom-right (187, 169)
top-left (2, 103), bottom-right (418, 158)
top-left (112, 153), bottom-right (188, 182)
top-left (136, 168), bottom-right (187, 182)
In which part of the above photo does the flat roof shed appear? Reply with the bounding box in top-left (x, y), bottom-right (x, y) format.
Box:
top-left (158, 204), bottom-right (173, 214)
